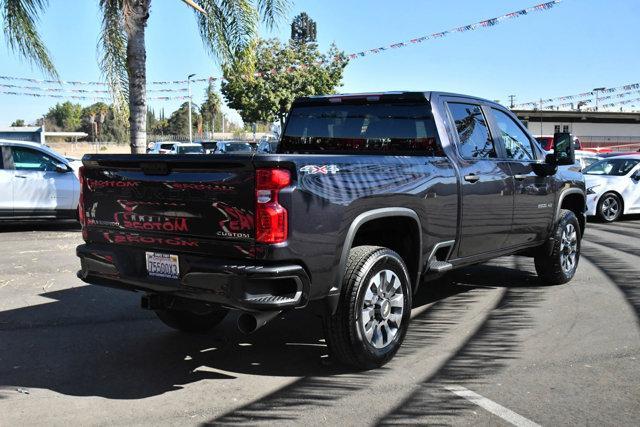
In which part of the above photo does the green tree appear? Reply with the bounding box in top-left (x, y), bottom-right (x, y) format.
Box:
top-left (168, 102), bottom-right (200, 136)
top-left (1, 0), bottom-right (289, 153)
top-left (221, 38), bottom-right (348, 129)
top-left (46, 101), bottom-right (83, 131)
top-left (80, 102), bottom-right (128, 143)
top-left (290, 12), bottom-right (316, 44)
top-left (200, 82), bottom-right (222, 133)
top-left (11, 119), bottom-right (25, 127)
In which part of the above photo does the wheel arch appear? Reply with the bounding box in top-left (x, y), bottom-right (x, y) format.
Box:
top-left (327, 208), bottom-right (422, 313)
top-left (557, 189), bottom-right (586, 235)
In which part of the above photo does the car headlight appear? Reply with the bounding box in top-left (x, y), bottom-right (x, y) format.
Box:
top-left (586, 185), bottom-right (600, 195)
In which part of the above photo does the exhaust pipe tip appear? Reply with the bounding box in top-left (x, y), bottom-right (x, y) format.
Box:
top-left (237, 310), bottom-right (281, 334)
top-left (237, 313), bottom-right (258, 334)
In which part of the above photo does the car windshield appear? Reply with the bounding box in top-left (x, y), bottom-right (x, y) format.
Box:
top-left (583, 158), bottom-right (640, 176)
top-left (160, 144), bottom-right (174, 150)
top-left (223, 143), bottom-right (252, 152)
top-left (177, 145), bottom-right (203, 154)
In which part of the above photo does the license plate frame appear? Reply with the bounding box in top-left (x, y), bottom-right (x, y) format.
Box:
top-left (145, 252), bottom-right (180, 280)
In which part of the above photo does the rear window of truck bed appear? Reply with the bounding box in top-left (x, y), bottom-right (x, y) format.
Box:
top-left (279, 102), bottom-right (443, 156)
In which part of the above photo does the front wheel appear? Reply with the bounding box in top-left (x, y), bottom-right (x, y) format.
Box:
top-left (323, 246), bottom-right (412, 370)
top-left (534, 209), bottom-right (581, 285)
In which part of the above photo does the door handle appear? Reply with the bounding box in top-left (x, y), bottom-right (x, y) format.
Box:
top-left (514, 174), bottom-right (528, 181)
top-left (464, 174), bottom-right (480, 183)
top-left (15, 175), bottom-right (27, 179)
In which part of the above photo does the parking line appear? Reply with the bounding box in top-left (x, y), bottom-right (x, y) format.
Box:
top-left (444, 385), bottom-right (541, 427)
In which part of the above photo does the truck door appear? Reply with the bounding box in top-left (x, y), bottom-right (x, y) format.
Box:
top-left (488, 107), bottom-right (555, 247)
top-left (445, 101), bottom-right (514, 258)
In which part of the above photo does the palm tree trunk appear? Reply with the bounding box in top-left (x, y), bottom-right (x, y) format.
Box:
top-left (126, 1), bottom-right (150, 154)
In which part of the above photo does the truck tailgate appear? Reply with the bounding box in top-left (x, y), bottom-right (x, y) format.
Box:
top-left (81, 155), bottom-right (256, 259)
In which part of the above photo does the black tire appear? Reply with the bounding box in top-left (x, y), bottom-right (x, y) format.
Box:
top-left (155, 307), bottom-right (228, 333)
top-left (323, 245), bottom-right (412, 370)
top-left (534, 209), bottom-right (581, 285)
top-left (597, 192), bottom-right (622, 222)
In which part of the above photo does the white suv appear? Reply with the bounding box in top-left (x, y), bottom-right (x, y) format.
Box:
top-left (0, 140), bottom-right (79, 220)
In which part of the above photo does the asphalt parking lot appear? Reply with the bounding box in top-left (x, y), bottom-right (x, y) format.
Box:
top-left (1, 218), bottom-right (639, 426)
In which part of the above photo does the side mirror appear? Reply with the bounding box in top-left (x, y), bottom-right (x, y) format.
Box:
top-left (554, 132), bottom-right (575, 166)
top-left (632, 171), bottom-right (640, 182)
top-left (55, 163), bottom-right (71, 173)
top-left (532, 153), bottom-right (559, 176)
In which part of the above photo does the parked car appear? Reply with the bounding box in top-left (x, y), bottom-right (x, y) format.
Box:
top-left (583, 154), bottom-right (640, 222)
top-left (536, 135), bottom-right (581, 151)
top-left (574, 150), bottom-right (602, 171)
top-left (168, 142), bottom-right (204, 155)
top-left (0, 140), bottom-right (79, 220)
top-left (148, 141), bottom-right (178, 154)
top-left (76, 91), bottom-right (585, 369)
top-left (257, 137), bottom-right (279, 153)
top-left (198, 140), bottom-right (217, 154)
top-left (213, 141), bottom-right (253, 154)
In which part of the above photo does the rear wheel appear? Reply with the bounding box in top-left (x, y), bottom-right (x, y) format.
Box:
top-left (323, 246), bottom-right (412, 370)
top-left (597, 192), bottom-right (622, 222)
top-left (155, 307), bottom-right (228, 333)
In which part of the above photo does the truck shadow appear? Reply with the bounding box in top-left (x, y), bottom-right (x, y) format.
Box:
top-left (0, 220), bottom-right (80, 233)
top-left (0, 257), bottom-right (544, 406)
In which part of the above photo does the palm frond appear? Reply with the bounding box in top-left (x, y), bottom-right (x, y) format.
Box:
top-left (98, 0), bottom-right (128, 121)
top-left (1, 0), bottom-right (57, 77)
top-left (195, 0), bottom-right (258, 63)
top-left (256, 0), bottom-right (289, 28)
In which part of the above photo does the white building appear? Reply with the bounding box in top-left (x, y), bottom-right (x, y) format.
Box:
top-left (513, 110), bottom-right (640, 150)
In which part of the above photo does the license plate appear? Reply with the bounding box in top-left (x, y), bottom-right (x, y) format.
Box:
top-left (145, 252), bottom-right (179, 279)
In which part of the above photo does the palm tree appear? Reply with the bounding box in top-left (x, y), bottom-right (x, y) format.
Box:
top-left (1, 0), bottom-right (289, 153)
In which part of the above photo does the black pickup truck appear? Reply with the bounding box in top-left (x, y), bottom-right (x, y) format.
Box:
top-left (76, 92), bottom-right (585, 369)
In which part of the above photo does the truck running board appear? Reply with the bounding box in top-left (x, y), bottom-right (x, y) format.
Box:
top-left (428, 260), bottom-right (453, 273)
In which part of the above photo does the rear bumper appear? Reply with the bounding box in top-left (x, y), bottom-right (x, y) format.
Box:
top-left (76, 243), bottom-right (310, 311)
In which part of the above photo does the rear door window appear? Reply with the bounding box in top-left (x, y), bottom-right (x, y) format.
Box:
top-left (448, 103), bottom-right (496, 160)
top-left (280, 101), bottom-right (443, 156)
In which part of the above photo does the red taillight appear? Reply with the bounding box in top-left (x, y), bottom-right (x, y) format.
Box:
top-left (78, 166), bottom-right (87, 239)
top-left (255, 168), bottom-right (290, 244)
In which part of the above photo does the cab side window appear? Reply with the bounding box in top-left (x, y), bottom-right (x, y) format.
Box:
top-left (448, 103), bottom-right (496, 159)
top-left (11, 147), bottom-right (59, 172)
top-left (491, 109), bottom-right (536, 161)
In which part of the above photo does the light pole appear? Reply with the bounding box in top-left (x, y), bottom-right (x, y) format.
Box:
top-left (593, 87), bottom-right (605, 111)
top-left (187, 73), bottom-right (196, 142)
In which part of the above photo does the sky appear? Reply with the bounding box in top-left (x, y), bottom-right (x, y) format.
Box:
top-left (1, 0), bottom-right (639, 126)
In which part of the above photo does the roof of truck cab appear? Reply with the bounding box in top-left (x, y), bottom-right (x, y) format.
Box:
top-left (295, 91), bottom-right (502, 107)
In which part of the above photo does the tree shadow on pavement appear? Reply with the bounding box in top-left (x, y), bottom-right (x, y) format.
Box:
top-left (208, 256), bottom-right (552, 425)
top-left (0, 254), bottom-right (553, 425)
top-left (378, 256), bottom-right (549, 425)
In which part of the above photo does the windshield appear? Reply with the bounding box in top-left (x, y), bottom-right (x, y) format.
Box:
top-left (280, 101), bottom-right (443, 155)
top-left (223, 143), bottom-right (252, 152)
top-left (583, 158), bottom-right (639, 176)
top-left (160, 144), bottom-right (174, 150)
top-left (177, 145), bottom-right (203, 154)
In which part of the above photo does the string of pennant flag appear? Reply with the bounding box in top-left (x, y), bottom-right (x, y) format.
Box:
top-left (0, 89), bottom-right (190, 102)
top-left (0, 1), bottom-right (564, 88)
top-left (0, 75), bottom-right (212, 86)
top-left (540, 88), bottom-right (640, 110)
top-left (515, 83), bottom-right (640, 108)
top-left (345, 0), bottom-right (562, 60)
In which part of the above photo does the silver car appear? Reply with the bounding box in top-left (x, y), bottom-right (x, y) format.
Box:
top-left (0, 140), bottom-right (79, 220)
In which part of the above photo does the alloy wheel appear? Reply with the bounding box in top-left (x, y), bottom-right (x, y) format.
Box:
top-left (360, 269), bottom-right (404, 349)
top-left (560, 223), bottom-right (578, 274)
